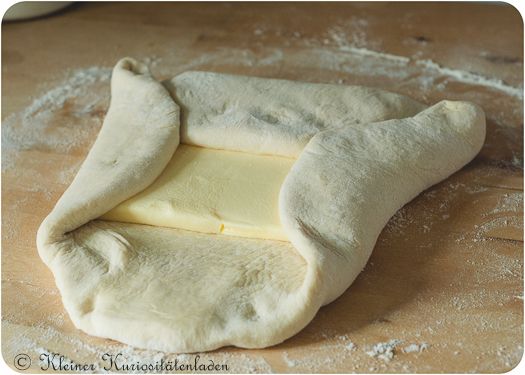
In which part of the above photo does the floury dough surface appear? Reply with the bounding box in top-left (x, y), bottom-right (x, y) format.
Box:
top-left (100, 144), bottom-right (295, 242)
top-left (36, 57), bottom-right (486, 353)
top-left (163, 71), bottom-right (429, 158)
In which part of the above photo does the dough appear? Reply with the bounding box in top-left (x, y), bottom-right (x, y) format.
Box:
top-left (163, 71), bottom-right (429, 158)
top-left (37, 57), bottom-right (485, 353)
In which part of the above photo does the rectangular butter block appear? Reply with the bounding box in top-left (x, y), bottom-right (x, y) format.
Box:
top-left (100, 144), bottom-right (295, 241)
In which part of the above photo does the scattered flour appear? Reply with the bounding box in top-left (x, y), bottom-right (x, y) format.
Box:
top-left (403, 343), bottom-right (429, 354)
top-left (1, 66), bottom-right (111, 154)
top-left (403, 344), bottom-right (421, 353)
top-left (245, 16), bottom-right (523, 100)
top-left (415, 59), bottom-right (523, 100)
top-left (365, 340), bottom-right (401, 361)
top-left (490, 193), bottom-right (523, 214)
top-left (282, 353), bottom-right (297, 367)
top-left (24, 67), bottom-right (111, 118)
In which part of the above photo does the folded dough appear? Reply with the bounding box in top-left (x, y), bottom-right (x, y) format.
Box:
top-left (37, 57), bottom-right (485, 353)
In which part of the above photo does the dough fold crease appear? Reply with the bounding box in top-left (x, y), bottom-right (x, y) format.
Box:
top-left (37, 57), bottom-right (486, 353)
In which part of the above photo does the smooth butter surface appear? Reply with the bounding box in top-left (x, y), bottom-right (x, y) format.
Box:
top-left (100, 145), bottom-right (295, 241)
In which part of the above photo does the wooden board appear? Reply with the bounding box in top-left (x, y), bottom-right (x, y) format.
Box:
top-left (2, 2), bottom-right (523, 373)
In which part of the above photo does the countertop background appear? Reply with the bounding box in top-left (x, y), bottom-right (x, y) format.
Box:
top-left (2, 2), bottom-right (523, 373)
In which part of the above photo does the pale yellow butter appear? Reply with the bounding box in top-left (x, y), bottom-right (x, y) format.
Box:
top-left (100, 145), bottom-right (295, 241)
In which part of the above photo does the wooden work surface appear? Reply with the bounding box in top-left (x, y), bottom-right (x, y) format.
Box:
top-left (2, 2), bottom-right (523, 373)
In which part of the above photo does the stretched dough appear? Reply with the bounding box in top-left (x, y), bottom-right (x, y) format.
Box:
top-left (37, 57), bottom-right (485, 353)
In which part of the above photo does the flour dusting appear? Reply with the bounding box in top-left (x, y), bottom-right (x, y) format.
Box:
top-left (2, 66), bottom-right (111, 155)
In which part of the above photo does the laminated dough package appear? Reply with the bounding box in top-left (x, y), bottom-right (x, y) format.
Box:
top-left (37, 57), bottom-right (486, 353)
